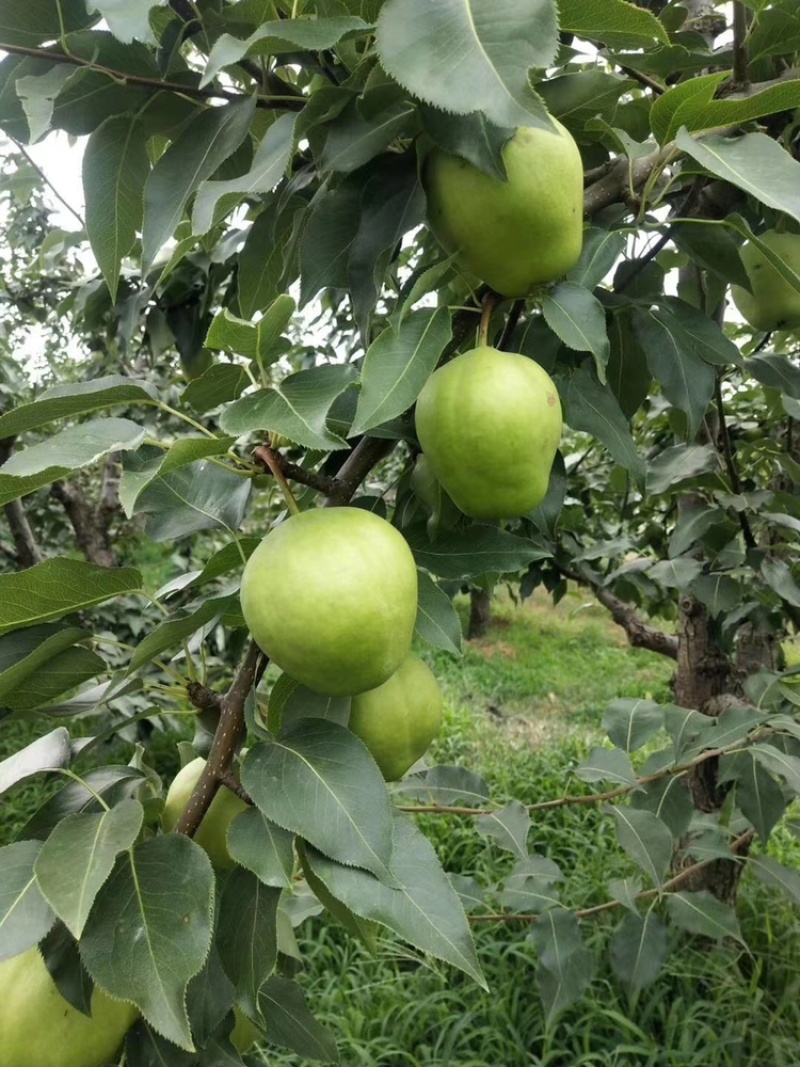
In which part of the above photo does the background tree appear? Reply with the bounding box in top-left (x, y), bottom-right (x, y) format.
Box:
top-left (1, 0), bottom-right (800, 1063)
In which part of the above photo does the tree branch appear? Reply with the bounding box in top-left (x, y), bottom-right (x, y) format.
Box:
top-left (173, 641), bottom-right (266, 837)
top-left (323, 436), bottom-right (396, 507)
top-left (714, 373), bottom-right (757, 550)
top-left (253, 445), bottom-right (336, 496)
top-left (2, 499), bottom-right (43, 568)
top-left (557, 561), bottom-right (678, 659)
top-left (0, 42), bottom-right (305, 111)
top-left (731, 2), bottom-right (750, 89)
top-left (51, 480), bottom-right (116, 567)
top-left (583, 148), bottom-right (673, 217)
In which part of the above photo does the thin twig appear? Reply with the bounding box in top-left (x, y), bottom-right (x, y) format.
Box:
top-left (618, 65), bottom-right (667, 95)
top-left (7, 136), bottom-right (85, 227)
top-left (253, 445), bottom-right (336, 496)
top-left (731, 2), bottom-right (750, 89)
top-left (0, 41), bottom-right (305, 111)
top-left (497, 300), bottom-right (525, 351)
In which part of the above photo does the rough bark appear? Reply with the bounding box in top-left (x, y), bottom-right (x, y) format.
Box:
top-left (2, 498), bottom-right (43, 568)
top-left (467, 588), bottom-right (492, 639)
top-left (51, 480), bottom-right (117, 567)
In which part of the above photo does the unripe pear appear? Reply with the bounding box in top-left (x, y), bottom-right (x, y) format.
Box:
top-left (348, 653), bottom-right (443, 781)
top-left (0, 947), bottom-right (137, 1067)
top-left (162, 757), bottom-right (248, 869)
top-left (730, 229), bottom-right (800, 332)
top-left (424, 120), bottom-right (584, 297)
top-left (240, 508), bottom-right (418, 696)
top-left (415, 346), bottom-right (562, 519)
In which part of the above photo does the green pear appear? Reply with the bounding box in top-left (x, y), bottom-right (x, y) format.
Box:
top-left (348, 654), bottom-right (443, 781)
top-left (424, 119), bottom-right (584, 297)
top-left (731, 229), bottom-right (800, 331)
top-left (161, 756), bottom-right (248, 869)
top-left (0, 947), bottom-right (137, 1067)
top-left (240, 508), bottom-right (418, 696)
top-left (415, 346), bottom-right (562, 519)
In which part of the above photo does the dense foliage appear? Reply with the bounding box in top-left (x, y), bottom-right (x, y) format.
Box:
top-left (1, 0), bottom-right (800, 1064)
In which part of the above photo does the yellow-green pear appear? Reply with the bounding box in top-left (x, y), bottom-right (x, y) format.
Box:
top-left (0, 947), bottom-right (137, 1067)
top-left (731, 229), bottom-right (800, 331)
top-left (240, 508), bottom-right (418, 696)
top-left (162, 757), bottom-right (247, 869)
top-left (424, 120), bottom-right (584, 297)
top-left (348, 654), bottom-right (443, 781)
top-left (415, 346), bottom-right (562, 519)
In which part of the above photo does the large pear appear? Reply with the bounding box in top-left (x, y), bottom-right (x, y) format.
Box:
top-left (161, 756), bottom-right (248, 869)
top-left (415, 346), bottom-right (562, 519)
top-left (424, 119), bottom-right (584, 297)
top-left (240, 508), bottom-right (418, 696)
top-left (348, 653), bottom-right (443, 781)
top-left (731, 229), bottom-right (800, 331)
top-left (0, 947), bottom-right (137, 1067)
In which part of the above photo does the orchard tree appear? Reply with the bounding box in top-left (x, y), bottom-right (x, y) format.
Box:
top-left (1, 0), bottom-right (800, 1063)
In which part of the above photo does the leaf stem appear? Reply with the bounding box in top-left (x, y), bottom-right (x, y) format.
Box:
top-left (258, 445), bottom-right (301, 514)
top-left (478, 291), bottom-right (499, 347)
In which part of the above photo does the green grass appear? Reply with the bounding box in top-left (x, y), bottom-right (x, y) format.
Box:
top-left (4, 590), bottom-right (800, 1066)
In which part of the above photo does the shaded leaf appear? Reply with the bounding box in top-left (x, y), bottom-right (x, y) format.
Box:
top-left (227, 808), bottom-right (294, 889)
top-left (606, 806), bottom-right (672, 887)
top-left (0, 840), bottom-right (55, 960)
top-left (476, 800), bottom-right (530, 859)
top-left (217, 868), bottom-right (280, 1015)
top-left (611, 909), bottom-right (669, 994)
top-left (132, 460), bottom-right (251, 542)
top-left (557, 363), bottom-right (644, 483)
top-left (406, 524), bottom-right (548, 579)
top-left (0, 727), bottom-right (72, 796)
top-left (500, 855), bottom-right (563, 912)
top-left (575, 747), bottom-right (637, 787)
top-left (542, 282), bottom-right (609, 377)
top-left (531, 908), bottom-right (594, 1026)
top-left (603, 698), bottom-right (663, 754)
top-left (414, 571), bottom-right (462, 656)
top-left (0, 376), bottom-right (156, 438)
top-left (258, 975), bottom-right (340, 1063)
top-left (667, 890), bottom-right (743, 942)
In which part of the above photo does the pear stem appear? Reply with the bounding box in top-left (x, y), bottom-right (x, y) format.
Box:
top-left (479, 291), bottom-right (500, 347)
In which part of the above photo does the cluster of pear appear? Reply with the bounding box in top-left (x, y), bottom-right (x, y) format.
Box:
top-left (417, 119), bottom-right (583, 519)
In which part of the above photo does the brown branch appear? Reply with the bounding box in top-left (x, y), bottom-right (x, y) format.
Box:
top-left (2, 499), bottom-right (43, 568)
top-left (731, 2), bottom-right (750, 89)
top-left (714, 373), bottom-right (757, 550)
top-left (253, 445), bottom-right (336, 496)
top-left (50, 480), bottom-right (116, 567)
top-left (468, 829), bottom-right (755, 925)
top-left (618, 65), bottom-right (666, 95)
top-left (174, 641), bottom-right (266, 837)
top-left (583, 148), bottom-right (672, 218)
top-left (0, 42), bottom-right (305, 111)
top-left (324, 437), bottom-right (396, 507)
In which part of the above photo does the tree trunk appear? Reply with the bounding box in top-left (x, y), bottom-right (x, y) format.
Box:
top-left (467, 588), bottom-right (492, 639)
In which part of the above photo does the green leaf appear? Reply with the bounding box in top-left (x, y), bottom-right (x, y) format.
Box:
top-left (81, 835), bottom-right (215, 1051)
top-left (750, 855), bottom-right (800, 905)
top-left (0, 0), bottom-right (96, 47)
top-left (630, 776), bottom-right (693, 841)
top-left (299, 181), bottom-right (362, 306)
top-left (85, 0), bottom-right (157, 43)
top-left (217, 868), bottom-right (280, 1015)
top-left (0, 840), bottom-right (54, 960)
top-left (647, 444), bottom-right (717, 495)
top-left (499, 855), bottom-right (563, 912)
top-left (202, 16), bottom-right (370, 87)
top-left (132, 460), bottom-right (251, 542)
top-left (606, 806), bottom-right (673, 888)
top-left (0, 376), bottom-right (156, 438)
top-left (748, 353), bottom-right (800, 400)
top-left (0, 559), bottom-right (142, 637)
top-left (376, 0), bottom-right (558, 130)
top-left (128, 596), bottom-right (234, 674)
top-left (257, 976), bottom-right (340, 1063)
top-left (575, 747), bottom-right (637, 787)
top-left (558, 0), bottom-right (668, 48)
top-left (16, 64), bottom-right (83, 143)
top-left (34, 800), bottom-right (143, 938)
top-left (648, 557), bottom-right (704, 591)
top-left (667, 890), bottom-right (743, 942)
top-left (672, 221), bottom-right (750, 290)
top-left (142, 95), bottom-right (256, 272)
top-left (192, 112), bottom-right (296, 234)
top-left (720, 752), bottom-right (786, 841)
top-left (0, 625), bottom-right (86, 705)
top-left (304, 813), bottom-right (485, 987)
top-left (186, 945), bottom-right (235, 1049)
top-left (351, 308), bottom-right (451, 436)
top-left (603, 699), bottom-right (663, 754)
top-left (406, 524), bottom-right (548, 579)
top-left (1, 417), bottom-right (144, 480)
top-left (219, 364), bottom-right (356, 450)
top-left (394, 765), bottom-right (490, 807)
top-left (417, 106), bottom-right (512, 181)
top-left (238, 197), bottom-right (303, 318)
top-left (241, 720), bottom-right (396, 883)
top-left (19, 766), bottom-right (146, 841)
top-left (298, 839), bottom-right (378, 951)
top-left (606, 308), bottom-right (652, 420)
top-left (751, 743), bottom-right (800, 793)
top-left (633, 307), bottom-right (716, 437)
top-left (476, 800), bottom-right (530, 860)
top-left (567, 228), bottom-right (627, 291)
top-left (6, 647), bottom-right (107, 712)
top-left (321, 95), bottom-right (416, 174)
top-left (542, 282), bottom-right (610, 377)
top-left (181, 363), bottom-right (251, 415)
top-left (689, 573), bottom-right (742, 617)
top-left (611, 910), bottom-right (669, 994)
top-left (83, 115), bottom-right (150, 300)
top-left (206, 295), bottom-right (295, 370)
top-left (762, 559), bottom-right (800, 609)
top-left (557, 363), bottom-right (644, 484)
top-left (227, 808), bottom-right (294, 888)
top-left (531, 908), bottom-right (594, 1026)
top-left (414, 571), bottom-right (462, 656)
top-left (654, 72), bottom-right (800, 145)
top-left (0, 727), bottom-right (71, 796)
top-left (676, 129), bottom-right (800, 227)
top-left (668, 505), bottom-right (727, 558)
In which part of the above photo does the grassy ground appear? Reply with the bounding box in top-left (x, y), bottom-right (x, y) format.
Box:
top-left (3, 591), bottom-right (800, 1066)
